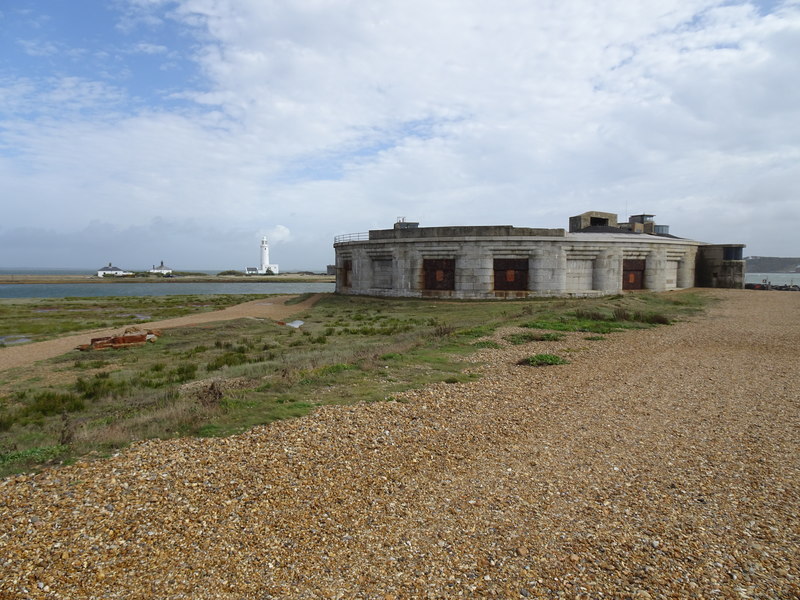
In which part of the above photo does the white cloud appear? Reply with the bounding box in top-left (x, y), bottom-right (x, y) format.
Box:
top-left (1, 0), bottom-right (799, 269)
top-left (266, 225), bottom-right (292, 245)
top-left (134, 42), bottom-right (169, 54)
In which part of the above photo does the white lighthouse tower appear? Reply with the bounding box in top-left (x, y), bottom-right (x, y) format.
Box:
top-left (256, 236), bottom-right (279, 274)
top-left (245, 235), bottom-right (280, 275)
top-left (260, 237), bottom-right (270, 272)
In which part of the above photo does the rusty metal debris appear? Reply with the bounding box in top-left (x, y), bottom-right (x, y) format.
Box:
top-left (76, 328), bottom-right (162, 351)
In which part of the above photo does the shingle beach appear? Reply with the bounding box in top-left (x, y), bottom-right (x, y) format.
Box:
top-left (1, 289), bottom-right (798, 599)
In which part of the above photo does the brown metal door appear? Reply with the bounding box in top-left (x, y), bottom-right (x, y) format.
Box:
top-left (341, 260), bottom-right (352, 288)
top-left (493, 258), bottom-right (528, 291)
top-left (423, 259), bottom-right (455, 290)
top-left (623, 259), bottom-right (645, 290)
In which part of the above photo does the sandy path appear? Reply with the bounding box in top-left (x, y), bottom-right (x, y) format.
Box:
top-left (0, 294), bottom-right (322, 373)
top-left (1, 290), bottom-right (798, 598)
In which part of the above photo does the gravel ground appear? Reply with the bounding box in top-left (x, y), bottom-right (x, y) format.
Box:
top-left (0, 294), bottom-right (322, 373)
top-left (1, 290), bottom-right (798, 599)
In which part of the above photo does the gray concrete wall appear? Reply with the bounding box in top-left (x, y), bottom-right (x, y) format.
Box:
top-left (696, 245), bottom-right (746, 288)
top-left (334, 232), bottom-right (703, 299)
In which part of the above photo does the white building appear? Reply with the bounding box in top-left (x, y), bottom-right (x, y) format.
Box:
top-left (97, 263), bottom-right (133, 277)
top-left (149, 261), bottom-right (173, 275)
top-left (245, 236), bottom-right (279, 275)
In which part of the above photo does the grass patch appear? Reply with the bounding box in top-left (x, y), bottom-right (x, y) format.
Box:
top-left (472, 340), bottom-right (501, 349)
top-left (517, 354), bottom-right (570, 367)
top-left (0, 294), bottom-right (268, 343)
top-left (0, 290), bottom-right (709, 475)
top-left (0, 445), bottom-right (68, 468)
top-left (504, 332), bottom-right (565, 344)
top-left (521, 318), bottom-right (627, 334)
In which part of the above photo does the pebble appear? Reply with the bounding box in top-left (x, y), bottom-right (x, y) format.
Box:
top-left (0, 290), bottom-right (797, 599)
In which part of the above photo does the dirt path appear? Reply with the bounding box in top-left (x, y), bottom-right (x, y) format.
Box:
top-left (1, 290), bottom-right (798, 598)
top-left (0, 294), bottom-right (322, 373)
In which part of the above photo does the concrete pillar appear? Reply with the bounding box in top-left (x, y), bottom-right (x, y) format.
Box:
top-left (677, 249), bottom-right (695, 288)
top-left (393, 246), bottom-right (415, 294)
top-left (351, 248), bottom-right (371, 293)
top-left (531, 246), bottom-right (567, 294)
top-left (593, 248), bottom-right (622, 293)
top-left (456, 244), bottom-right (492, 295)
top-left (645, 248), bottom-right (667, 292)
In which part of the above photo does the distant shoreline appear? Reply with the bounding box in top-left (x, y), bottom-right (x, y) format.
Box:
top-left (0, 273), bottom-right (335, 285)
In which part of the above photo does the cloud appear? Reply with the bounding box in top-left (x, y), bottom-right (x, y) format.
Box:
top-left (1, 0), bottom-right (799, 270)
top-left (18, 38), bottom-right (60, 56)
top-left (266, 225), bottom-right (292, 245)
top-left (133, 42), bottom-right (169, 55)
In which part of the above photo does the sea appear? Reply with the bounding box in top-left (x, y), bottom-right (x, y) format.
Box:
top-left (745, 272), bottom-right (800, 286)
top-left (0, 269), bottom-right (795, 299)
top-left (0, 269), bottom-right (335, 299)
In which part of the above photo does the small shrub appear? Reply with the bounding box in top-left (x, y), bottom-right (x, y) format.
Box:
top-left (21, 391), bottom-right (85, 417)
top-left (185, 345), bottom-right (209, 357)
top-left (206, 351), bottom-right (250, 372)
top-left (432, 325), bottom-right (455, 337)
top-left (517, 354), bottom-right (569, 367)
top-left (74, 375), bottom-right (126, 400)
top-left (585, 335), bottom-right (606, 341)
top-left (635, 312), bottom-right (671, 325)
top-left (172, 363), bottom-right (198, 383)
top-left (612, 307), bottom-right (632, 321)
top-left (573, 309), bottom-right (608, 321)
top-left (0, 411), bottom-right (14, 432)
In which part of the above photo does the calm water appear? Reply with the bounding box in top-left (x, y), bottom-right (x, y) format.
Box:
top-left (0, 282), bottom-right (335, 299)
top-left (745, 272), bottom-right (799, 286)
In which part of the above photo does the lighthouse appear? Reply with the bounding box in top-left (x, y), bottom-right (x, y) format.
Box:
top-left (260, 237), bottom-right (270, 272)
top-left (245, 236), bottom-right (279, 275)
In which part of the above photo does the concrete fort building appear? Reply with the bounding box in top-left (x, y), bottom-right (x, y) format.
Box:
top-left (333, 211), bottom-right (745, 299)
top-left (245, 236), bottom-right (279, 275)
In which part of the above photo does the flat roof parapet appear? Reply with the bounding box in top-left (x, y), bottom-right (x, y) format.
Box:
top-left (368, 225), bottom-right (566, 240)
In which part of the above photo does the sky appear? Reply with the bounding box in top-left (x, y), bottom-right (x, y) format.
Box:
top-left (1, 0), bottom-right (798, 271)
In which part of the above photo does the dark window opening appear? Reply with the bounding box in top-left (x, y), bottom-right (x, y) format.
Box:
top-left (723, 247), bottom-right (743, 261)
top-left (590, 217), bottom-right (610, 227)
top-left (341, 260), bottom-right (352, 288)
top-left (494, 258), bottom-right (528, 291)
top-left (423, 259), bottom-right (455, 290)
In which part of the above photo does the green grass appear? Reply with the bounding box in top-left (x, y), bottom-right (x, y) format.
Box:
top-left (517, 354), bottom-right (570, 366)
top-left (0, 294), bottom-right (267, 343)
top-left (0, 290), bottom-right (711, 476)
top-left (504, 331), bottom-right (565, 344)
top-left (472, 340), bottom-right (502, 349)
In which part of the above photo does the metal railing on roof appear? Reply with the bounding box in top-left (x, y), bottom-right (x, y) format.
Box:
top-left (334, 232), bottom-right (369, 243)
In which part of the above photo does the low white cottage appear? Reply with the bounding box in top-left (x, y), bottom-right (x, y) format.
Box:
top-left (149, 261), bottom-right (173, 275)
top-left (97, 263), bottom-right (133, 277)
